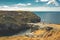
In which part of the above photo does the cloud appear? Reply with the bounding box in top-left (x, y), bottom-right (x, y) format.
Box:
top-left (27, 3), bottom-right (31, 5)
top-left (0, 3), bottom-right (31, 8)
top-left (16, 3), bottom-right (27, 6)
top-left (0, 2), bottom-right (60, 11)
top-left (0, 7), bottom-right (60, 11)
top-left (0, 5), bottom-right (9, 8)
top-left (40, 0), bottom-right (48, 2)
top-left (46, 0), bottom-right (59, 6)
top-left (16, 3), bottom-right (31, 6)
top-left (35, 0), bottom-right (59, 6)
top-left (0, 3), bottom-right (32, 9)
top-left (35, 0), bottom-right (39, 2)
top-left (35, 0), bottom-right (48, 2)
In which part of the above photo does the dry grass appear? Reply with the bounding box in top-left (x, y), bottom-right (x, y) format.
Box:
top-left (0, 24), bottom-right (60, 40)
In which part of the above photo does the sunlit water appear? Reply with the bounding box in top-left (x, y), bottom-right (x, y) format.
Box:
top-left (34, 12), bottom-right (60, 24)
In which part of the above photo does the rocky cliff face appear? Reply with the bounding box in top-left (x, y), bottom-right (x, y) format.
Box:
top-left (0, 11), bottom-right (41, 36)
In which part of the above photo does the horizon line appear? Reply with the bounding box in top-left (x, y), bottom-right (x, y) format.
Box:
top-left (0, 7), bottom-right (60, 11)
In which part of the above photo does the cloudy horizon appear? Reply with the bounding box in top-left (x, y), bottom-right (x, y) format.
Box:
top-left (0, 0), bottom-right (60, 11)
top-left (0, 7), bottom-right (60, 11)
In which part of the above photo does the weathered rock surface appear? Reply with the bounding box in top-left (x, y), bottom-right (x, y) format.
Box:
top-left (0, 11), bottom-right (41, 36)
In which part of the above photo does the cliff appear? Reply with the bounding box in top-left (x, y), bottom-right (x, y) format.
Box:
top-left (0, 11), bottom-right (41, 36)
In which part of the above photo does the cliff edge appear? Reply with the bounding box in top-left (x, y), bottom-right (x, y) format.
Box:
top-left (0, 11), bottom-right (41, 36)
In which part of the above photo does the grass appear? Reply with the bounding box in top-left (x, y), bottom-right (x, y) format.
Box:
top-left (0, 24), bottom-right (60, 40)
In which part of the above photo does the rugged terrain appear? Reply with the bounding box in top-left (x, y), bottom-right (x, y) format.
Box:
top-left (0, 23), bottom-right (60, 40)
top-left (0, 11), bottom-right (60, 40)
top-left (0, 11), bottom-right (40, 36)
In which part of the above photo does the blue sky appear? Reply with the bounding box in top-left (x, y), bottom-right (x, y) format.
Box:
top-left (0, 0), bottom-right (60, 7)
top-left (0, 0), bottom-right (45, 7)
top-left (0, 0), bottom-right (60, 24)
top-left (0, 0), bottom-right (60, 11)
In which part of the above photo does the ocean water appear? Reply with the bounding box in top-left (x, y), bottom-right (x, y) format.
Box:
top-left (34, 12), bottom-right (60, 24)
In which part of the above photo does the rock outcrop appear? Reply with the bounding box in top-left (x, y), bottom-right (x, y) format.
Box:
top-left (0, 11), bottom-right (41, 36)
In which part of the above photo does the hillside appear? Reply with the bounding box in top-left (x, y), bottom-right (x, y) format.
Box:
top-left (0, 23), bottom-right (60, 40)
top-left (0, 11), bottom-right (41, 36)
top-left (0, 11), bottom-right (60, 40)
top-left (0, 11), bottom-right (40, 23)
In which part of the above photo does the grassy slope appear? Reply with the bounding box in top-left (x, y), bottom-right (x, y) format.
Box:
top-left (0, 24), bottom-right (60, 40)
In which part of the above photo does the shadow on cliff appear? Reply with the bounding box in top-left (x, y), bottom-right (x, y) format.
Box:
top-left (0, 11), bottom-right (41, 36)
top-left (0, 23), bottom-right (31, 36)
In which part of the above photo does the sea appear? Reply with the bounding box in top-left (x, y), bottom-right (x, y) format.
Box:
top-left (33, 12), bottom-right (60, 24)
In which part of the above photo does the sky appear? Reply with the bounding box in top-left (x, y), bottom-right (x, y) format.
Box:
top-left (0, 0), bottom-right (60, 11)
top-left (0, 0), bottom-right (60, 24)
